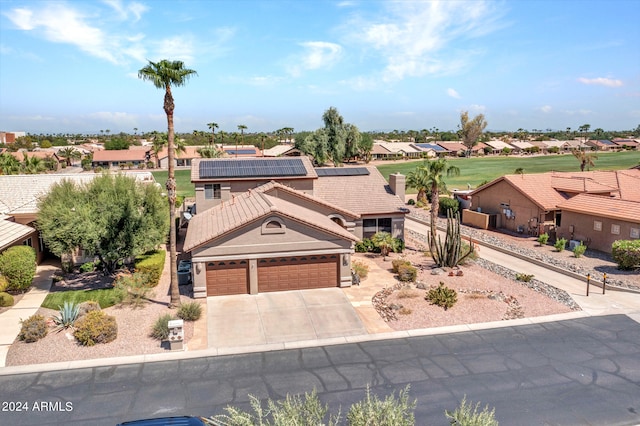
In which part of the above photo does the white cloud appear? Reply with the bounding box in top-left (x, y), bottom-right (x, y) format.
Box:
top-left (469, 104), bottom-right (486, 113)
top-left (577, 77), bottom-right (623, 87)
top-left (153, 35), bottom-right (195, 63)
top-left (102, 0), bottom-right (148, 22)
top-left (287, 41), bottom-right (343, 77)
top-left (538, 105), bottom-right (552, 113)
top-left (447, 88), bottom-right (461, 99)
top-left (346, 0), bottom-right (507, 82)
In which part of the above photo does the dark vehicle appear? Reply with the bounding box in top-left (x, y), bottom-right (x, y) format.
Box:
top-left (117, 415), bottom-right (207, 425)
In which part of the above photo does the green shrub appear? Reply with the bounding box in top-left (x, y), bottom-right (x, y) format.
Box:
top-left (352, 260), bottom-right (369, 280)
top-left (537, 232), bottom-right (549, 246)
top-left (397, 264), bottom-right (417, 282)
top-left (515, 273), bottom-right (534, 282)
top-left (177, 302), bottom-right (202, 321)
top-left (18, 314), bottom-right (47, 343)
top-left (151, 313), bottom-right (175, 340)
top-left (554, 238), bottom-right (567, 252)
top-left (445, 396), bottom-right (498, 426)
top-left (134, 250), bottom-right (165, 287)
top-left (0, 275), bottom-right (8, 292)
top-left (355, 238), bottom-right (374, 253)
top-left (426, 282), bottom-right (458, 310)
top-left (114, 272), bottom-right (154, 308)
top-left (79, 262), bottom-right (95, 273)
top-left (612, 240), bottom-right (640, 270)
top-left (392, 237), bottom-right (405, 253)
top-left (0, 291), bottom-right (14, 307)
top-left (51, 301), bottom-right (80, 330)
top-left (391, 259), bottom-right (411, 273)
top-left (347, 385), bottom-right (415, 426)
top-left (0, 246), bottom-right (36, 292)
top-left (573, 241), bottom-right (587, 258)
top-left (73, 310), bottom-right (117, 346)
top-left (77, 301), bottom-right (101, 317)
top-left (439, 197), bottom-right (460, 216)
top-left (407, 198), bottom-right (416, 205)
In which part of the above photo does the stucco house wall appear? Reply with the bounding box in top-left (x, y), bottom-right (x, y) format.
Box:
top-left (557, 211), bottom-right (640, 253)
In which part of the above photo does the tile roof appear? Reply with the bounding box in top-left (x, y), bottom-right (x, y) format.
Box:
top-left (0, 216), bottom-right (36, 250)
top-left (436, 142), bottom-right (467, 152)
top-left (371, 143), bottom-right (392, 155)
top-left (558, 193), bottom-right (640, 223)
top-left (157, 146), bottom-right (204, 160)
top-left (183, 187), bottom-right (358, 251)
top-left (262, 144), bottom-right (299, 157)
top-left (191, 156), bottom-right (317, 182)
top-left (374, 141), bottom-right (423, 154)
top-left (509, 141), bottom-right (534, 149)
top-left (314, 166), bottom-right (407, 215)
top-left (485, 140), bottom-right (514, 150)
top-left (92, 149), bottom-right (148, 162)
top-left (9, 151), bottom-right (60, 162)
top-left (412, 143), bottom-right (447, 152)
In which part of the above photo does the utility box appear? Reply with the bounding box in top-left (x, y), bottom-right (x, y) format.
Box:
top-left (168, 319), bottom-right (184, 350)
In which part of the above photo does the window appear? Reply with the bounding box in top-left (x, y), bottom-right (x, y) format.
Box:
top-left (378, 218), bottom-right (392, 233)
top-left (363, 217), bottom-right (393, 237)
top-left (204, 183), bottom-right (221, 199)
top-left (593, 221), bottom-right (602, 231)
top-left (23, 238), bottom-right (32, 247)
top-left (261, 217), bottom-right (285, 234)
top-left (555, 212), bottom-right (562, 227)
top-left (631, 228), bottom-right (640, 239)
top-left (611, 224), bottom-right (620, 235)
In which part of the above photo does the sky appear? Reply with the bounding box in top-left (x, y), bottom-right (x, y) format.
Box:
top-left (1, 0), bottom-right (639, 135)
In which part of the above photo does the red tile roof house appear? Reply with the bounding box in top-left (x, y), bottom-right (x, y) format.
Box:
top-left (463, 169), bottom-right (640, 253)
top-left (185, 157), bottom-right (407, 298)
top-left (92, 149), bottom-right (150, 169)
top-left (156, 146), bottom-right (204, 169)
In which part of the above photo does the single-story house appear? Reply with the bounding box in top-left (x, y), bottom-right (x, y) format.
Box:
top-left (222, 145), bottom-right (262, 157)
top-left (585, 140), bottom-right (617, 151)
top-left (611, 139), bottom-right (639, 149)
top-left (92, 149), bottom-right (149, 169)
top-left (262, 144), bottom-right (303, 157)
top-left (372, 141), bottom-right (424, 159)
top-left (411, 143), bottom-right (446, 157)
top-left (435, 142), bottom-right (468, 156)
top-left (484, 140), bottom-right (515, 154)
top-left (509, 141), bottom-right (535, 153)
top-left (186, 157), bottom-right (407, 297)
top-left (0, 214), bottom-right (39, 259)
top-left (157, 146), bottom-right (204, 168)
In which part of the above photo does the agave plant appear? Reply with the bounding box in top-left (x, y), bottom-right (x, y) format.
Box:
top-left (51, 301), bottom-right (80, 331)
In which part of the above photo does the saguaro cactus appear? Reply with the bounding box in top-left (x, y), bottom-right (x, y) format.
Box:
top-left (428, 211), bottom-right (475, 267)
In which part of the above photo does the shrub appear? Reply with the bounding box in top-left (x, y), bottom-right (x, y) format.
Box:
top-left (355, 238), bottom-right (374, 253)
top-left (134, 250), bottom-right (166, 287)
top-left (0, 246), bottom-right (36, 292)
top-left (79, 261), bottom-right (95, 273)
top-left (445, 396), bottom-right (498, 426)
top-left (397, 264), bottom-right (417, 282)
top-left (554, 238), bottom-right (567, 252)
top-left (612, 240), bottom-right (640, 270)
top-left (439, 197), bottom-right (460, 216)
top-left (426, 282), bottom-right (458, 310)
top-left (18, 314), bottom-right (47, 343)
top-left (573, 241), bottom-right (587, 258)
top-left (51, 301), bottom-right (80, 330)
top-left (0, 291), bottom-right (14, 307)
top-left (0, 275), bottom-right (8, 292)
top-left (114, 271), bottom-right (154, 308)
top-left (151, 313), bottom-right (175, 340)
top-left (515, 273), bottom-right (534, 282)
top-left (371, 232), bottom-right (395, 257)
top-left (77, 301), bottom-right (101, 317)
top-left (392, 237), bottom-right (405, 253)
top-left (177, 302), bottom-right (202, 321)
top-left (73, 310), bottom-right (117, 346)
top-left (407, 198), bottom-right (415, 205)
top-left (347, 385), bottom-right (415, 426)
top-left (537, 232), bottom-right (549, 246)
top-left (351, 260), bottom-right (369, 280)
top-left (392, 259), bottom-right (411, 273)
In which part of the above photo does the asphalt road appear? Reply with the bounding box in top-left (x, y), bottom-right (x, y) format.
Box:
top-left (1, 314), bottom-right (639, 425)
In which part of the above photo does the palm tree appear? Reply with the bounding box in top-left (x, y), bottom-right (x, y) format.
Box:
top-left (0, 153), bottom-right (20, 175)
top-left (217, 130), bottom-right (226, 148)
top-left (138, 59), bottom-right (197, 308)
top-left (21, 153), bottom-right (46, 174)
top-left (572, 149), bottom-right (598, 172)
top-left (232, 132), bottom-right (241, 157)
top-left (151, 132), bottom-right (167, 168)
top-left (197, 146), bottom-right (224, 158)
top-left (207, 122), bottom-right (219, 146)
top-left (237, 124), bottom-right (247, 147)
top-left (58, 147), bottom-right (81, 166)
top-left (406, 166), bottom-right (430, 205)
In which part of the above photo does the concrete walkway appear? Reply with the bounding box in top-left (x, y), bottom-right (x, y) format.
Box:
top-left (0, 262), bottom-right (58, 367)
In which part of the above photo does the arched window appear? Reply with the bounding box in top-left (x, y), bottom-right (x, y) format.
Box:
top-left (261, 217), bottom-right (286, 234)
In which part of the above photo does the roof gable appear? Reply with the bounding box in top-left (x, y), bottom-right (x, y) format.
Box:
top-left (558, 193), bottom-right (640, 223)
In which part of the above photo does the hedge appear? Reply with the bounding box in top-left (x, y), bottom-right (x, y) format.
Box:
top-left (612, 240), bottom-right (640, 270)
top-left (134, 250), bottom-right (166, 287)
top-left (0, 246), bottom-right (37, 292)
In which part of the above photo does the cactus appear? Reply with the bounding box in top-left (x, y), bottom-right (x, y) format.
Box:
top-left (428, 211), bottom-right (475, 268)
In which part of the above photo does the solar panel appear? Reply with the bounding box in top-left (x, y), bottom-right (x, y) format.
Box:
top-left (315, 167), bottom-right (370, 177)
top-left (414, 143), bottom-right (446, 152)
top-left (199, 158), bottom-right (308, 179)
top-left (224, 149), bottom-right (257, 155)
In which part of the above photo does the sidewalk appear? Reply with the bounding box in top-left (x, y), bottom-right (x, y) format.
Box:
top-left (0, 262), bottom-right (58, 367)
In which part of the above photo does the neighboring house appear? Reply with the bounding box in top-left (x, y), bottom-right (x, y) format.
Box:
top-left (585, 140), bottom-right (616, 151)
top-left (435, 142), bottom-right (468, 156)
top-left (0, 214), bottom-right (39, 259)
top-left (221, 145), bottom-right (262, 157)
top-left (0, 172), bottom-right (158, 264)
top-left (186, 157), bottom-right (407, 297)
top-left (262, 144), bottom-right (302, 157)
top-left (509, 141), bottom-right (534, 153)
top-left (464, 170), bottom-right (640, 252)
top-left (373, 141), bottom-right (424, 159)
top-left (611, 139), bottom-right (639, 150)
top-left (157, 146), bottom-right (203, 168)
top-left (370, 143), bottom-right (393, 160)
top-left (484, 140), bottom-right (515, 153)
top-left (92, 149), bottom-right (149, 169)
top-left (9, 150), bottom-right (62, 168)
top-left (411, 143), bottom-right (446, 157)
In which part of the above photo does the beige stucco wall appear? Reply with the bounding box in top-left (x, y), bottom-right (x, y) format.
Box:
top-left (462, 209), bottom-right (489, 229)
top-left (557, 211), bottom-right (640, 253)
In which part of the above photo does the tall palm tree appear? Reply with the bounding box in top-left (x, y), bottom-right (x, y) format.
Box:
top-left (207, 122), bottom-right (219, 146)
top-left (151, 131), bottom-right (167, 168)
top-left (237, 124), bottom-right (247, 147)
top-left (217, 130), bottom-right (226, 148)
top-left (572, 149), bottom-right (598, 172)
top-left (138, 59), bottom-right (197, 308)
top-left (21, 153), bottom-right (46, 174)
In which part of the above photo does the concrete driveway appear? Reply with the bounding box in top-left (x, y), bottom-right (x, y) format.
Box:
top-left (207, 288), bottom-right (367, 349)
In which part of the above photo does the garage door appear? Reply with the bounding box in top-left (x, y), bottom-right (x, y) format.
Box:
top-left (258, 254), bottom-right (338, 292)
top-left (206, 260), bottom-right (249, 296)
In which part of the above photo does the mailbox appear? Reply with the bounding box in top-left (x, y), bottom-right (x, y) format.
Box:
top-left (168, 319), bottom-right (184, 350)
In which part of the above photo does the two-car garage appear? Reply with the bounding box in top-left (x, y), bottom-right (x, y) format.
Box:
top-left (205, 255), bottom-right (339, 297)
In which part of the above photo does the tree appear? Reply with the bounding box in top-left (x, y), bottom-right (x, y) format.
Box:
top-left (0, 153), bottom-right (20, 175)
top-left (572, 149), bottom-right (598, 172)
top-left (406, 166), bottom-right (430, 205)
top-left (21, 153), bottom-right (46, 174)
top-left (304, 129), bottom-right (330, 166)
top-left (150, 132), bottom-right (167, 168)
top-left (58, 147), bottom-right (81, 166)
top-left (104, 138), bottom-right (130, 150)
top-left (197, 146), bottom-right (224, 158)
top-left (359, 133), bottom-right (374, 163)
top-left (459, 111), bottom-right (487, 157)
top-left (37, 175), bottom-right (169, 275)
top-left (578, 124), bottom-right (591, 144)
top-left (207, 122), bottom-right (219, 146)
top-left (138, 59), bottom-right (197, 307)
top-left (237, 124), bottom-right (247, 147)
top-left (343, 123), bottom-right (362, 162)
top-left (323, 107), bottom-right (346, 165)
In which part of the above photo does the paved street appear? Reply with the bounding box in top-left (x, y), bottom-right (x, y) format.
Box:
top-left (1, 315), bottom-right (639, 425)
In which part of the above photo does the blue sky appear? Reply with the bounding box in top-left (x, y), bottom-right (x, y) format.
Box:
top-left (1, 0), bottom-right (639, 135)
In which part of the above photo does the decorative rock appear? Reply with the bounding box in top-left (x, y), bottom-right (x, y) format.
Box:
top-left (431, 268), bottom-right (445, 275)
top-left (416, 281), bottom-right (427, 290)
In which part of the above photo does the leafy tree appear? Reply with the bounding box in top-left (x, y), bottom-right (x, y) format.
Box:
top-left (323, 107), bottom-right (346, 165)
top-left (104, 138), bottom-right (130, 150)
top-left (39, 140), bottom-right (52, 148)
top-left (343, 123), bottom-right (362, 162)
top-left (0, 246), bottom-right (36, 292)
top-left (460, 111), bottom-right (488, 157)
top-left (304, 129), bottom-right (330, 166)
top-left (406, 165), bottom-right (430, 205)
top-left (138, 59), bottom-right (197, 307)
top-left (37, 175), bottom-right (169, 275)
top-left (359, 132), bottom-right (374, 163)
top-left (572, 149), bottom-right (598, 171)
top-left (58, 147), bottom-right (81, 166)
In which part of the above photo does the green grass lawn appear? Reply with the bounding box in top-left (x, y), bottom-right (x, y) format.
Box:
top-left (376, 151), bottom-right (640, 193)
top-left (151, 170), bottom-right (194, 197)
top-left (42, 288), bottom-right (122, 310)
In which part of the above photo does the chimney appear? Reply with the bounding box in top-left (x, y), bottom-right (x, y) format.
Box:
top-left (389, 172), bottom-right (405, 202)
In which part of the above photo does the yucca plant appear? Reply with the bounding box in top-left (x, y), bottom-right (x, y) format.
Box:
top-left (51, 301), bottom-right (80, 331)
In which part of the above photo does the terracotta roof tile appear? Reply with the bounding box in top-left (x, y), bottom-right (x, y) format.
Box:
top-left (93, 149), bottom-right (148, 162)
top-left (558, 193), bottom-right (640, 222)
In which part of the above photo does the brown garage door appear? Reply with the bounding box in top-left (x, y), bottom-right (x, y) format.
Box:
top-left (258, 254), bottom-right (338, 292)
top-left (206, 260), bottom-right (249, 296)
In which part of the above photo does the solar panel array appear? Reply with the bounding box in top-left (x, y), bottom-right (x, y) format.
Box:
top-left (199, 158), bottom-right (308, 179)
top-left (414, 143), bottom-right (446, 152)
top-left (224, 149), bottom-right (258, 155)
top-left (315, 167), bottom-right (370, 177)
